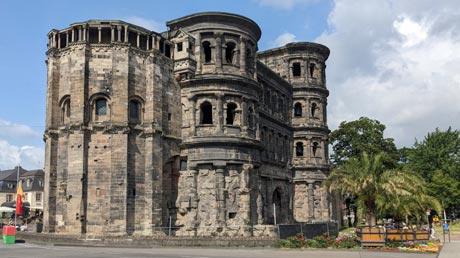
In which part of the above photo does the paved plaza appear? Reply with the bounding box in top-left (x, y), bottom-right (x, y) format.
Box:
top-left (2, 242), bottom-right (457, 258)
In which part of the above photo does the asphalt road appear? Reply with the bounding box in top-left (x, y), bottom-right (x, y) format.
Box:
top-left (0, 243), bottom-right (438, 258)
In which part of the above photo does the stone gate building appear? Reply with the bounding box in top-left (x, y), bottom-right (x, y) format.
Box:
top-left (43, 12), bottom-right (337, 237)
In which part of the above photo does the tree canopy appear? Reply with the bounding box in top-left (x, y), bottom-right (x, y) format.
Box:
top-left (404, 127), bottom-right (460, 218)
top-left (329, 117), bottom-right (399, 167)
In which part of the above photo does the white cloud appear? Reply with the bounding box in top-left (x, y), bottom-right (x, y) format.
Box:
top-left (124, 16), bottom-right (164, 32)
top-left (256, 0), bottom-right (317, 10)
top-left (273, 32), bottom-right (297, 47)
top-left (316, 0), bottom-right (460, 147)
top-left (0, 141), bottom-right (44, 170)
top-left (0, 120), bottom-right (40, 140)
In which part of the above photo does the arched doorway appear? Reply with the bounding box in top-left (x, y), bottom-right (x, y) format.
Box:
top-left (272, 187), bottom-right (283, 224)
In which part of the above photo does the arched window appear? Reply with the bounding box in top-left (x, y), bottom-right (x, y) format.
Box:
top-left (226, 103), bottom-right (237, 125)
top-left (292, 62), bottom-right (301, 77)
top-left (95, 98), bottom-right (107, 116)
top-left (296, 142), bottom-right (304, 157)
top-left (202, 41), bottom-right (211, 63)
top-left (248, 106), bottom-right (254, 128)
top-left (309, 63), bottom-right (316, 78)
top-left (129, 99), bottom-right (141, 123)
top-left (294, 102), bottom-right (302, 117)
top-left (60, 96), bottom-right (71, 124)
top-left (200, 101), bottom-right (213, 124)
top-left (311, 103), bottom-right (318, 117)
top-left (312, 142), bottom-right (320, 157)
top-left (225, 42), bottom-right (236, 64)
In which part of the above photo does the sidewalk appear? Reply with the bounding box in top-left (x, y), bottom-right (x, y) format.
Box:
top-left (438, 241), bottom-right (460, 258)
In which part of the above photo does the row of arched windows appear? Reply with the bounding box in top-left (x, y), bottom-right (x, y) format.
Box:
top-left (198, 101), bottom-right (255, 128)
top-left (293, 101), bottom-right (320, 118)
top-left (295, 141), bottom-right (320, 157)
top-left (263, 87), bottom-right (288, 120)
top-left (59, 95), bottom-right (143, 124)
top-left (260, 128), bottom-right (290, 163)
top-left (201, 39), bottom-right (253, 68)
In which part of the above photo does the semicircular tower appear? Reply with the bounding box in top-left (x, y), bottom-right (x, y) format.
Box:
top-left (258, 42), bottom-right (333, 223)
top-left (167, 12), bottom-right (265, 236)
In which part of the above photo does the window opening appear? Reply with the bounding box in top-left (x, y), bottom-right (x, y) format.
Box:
top-left (294, 102), bottom-right (302, 117)
top-left (296, 142), bottom-right (304, 157)
top-left (312, 142), bottom-right (319, 157)
top-left (226, 103), bottom-right (237, 125)
top-left (95, 99), bottom-right (107, 116)
top-left (248, 107), bottom-right (254, 128)
top-left (293, 62), bottom-right (301, 77)
top-left (203, 41), bottom-right (211, 63)
top-left (311, 103), bottom-right (317, 117)
top-left (225, 42), bottom-right (236, 64)
top-left (129, 100), bottom-right (140, 122)
top-left (309, 63), bottom-right (316, 78)
top-left (200, 101), bottom-right (213, 124)
top-left (177, 42), bottom-right (183, 52)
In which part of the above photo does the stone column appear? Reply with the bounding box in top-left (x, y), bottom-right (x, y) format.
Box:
top-left (83, 25), bottom-right (87, 41)
top-left (241, 98), bottom-right (248, 136)
top-left (71, 28), bottom-right (75, 42)
top-left (307, 182), bottom-right (314, 219)
top-left (215, 167), bottom-right (226, 228)
top-left (146, 35), bottom-right (150, 51)
top-left (214, 33), bottom-right (222, 73)
top-left (117, 26), bottom-right (121, 42)
top-left (124, 26), bottom-right (128, 43)
top-left (98, 27), bottom-right (101, 43)
top-left (78, 27), bottom-right (82, 42)
top-left (111, 26), bottom-right (115, 42)
top-left (57, 34), bottom-right (61, 49)
top-left (65, 31), bottom-right (69, 46)
top-left (136, 32), bottom-right (140, 48)
top-left (239, 36), bottom-right (246, 75)
top-left (188, 95), bottom-right (196, 136)
top-left (195, 33), bottom-right (201, 73)
top-left (216, 93), bottom-right (224, 134)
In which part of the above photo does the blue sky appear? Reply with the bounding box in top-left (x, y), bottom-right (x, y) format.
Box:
top-left (1, 0), bottom-right (459, 170)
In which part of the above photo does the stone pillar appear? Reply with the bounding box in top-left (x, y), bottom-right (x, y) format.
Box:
top-left (98, 27), bottom-right (101, 43)
top-left (65, 31), bottom-right (69, 46)
top-left (111, 26), bottom-right (115, 42)
top-left (57, 34), bottom-right (61, 49)
top-left (71, 29), bottom-right (75, 42)
top-left (307, 182), bottom-right (314, 219)
top-left (241, 98), bottom-right (248, 136)
top-left (195, 33), bottom-right (201, 73)
top-left (188, 95), bottom-right (196, 136)
top-left (124, 26), bottom-right (128, 43)
top-left (240, 164), bottom-right (252, 231)
top-left (136, 33), bottom-right (140, 48)
top-left (78, 27), bottom-right (82, 42)
top-left (83, 25), bottom-right (87, 41)
top-left (216, 93), bottom-right (224, 134)
top-left (146, 35), bottom-right (150, 50)
top-left (239, 36), bottom-right (246, 75)
top-left (215, 167), bottom-right (226, 228)
top-left (215, 33), bottom-right (222, 73)
top-left (117, 26), bottom-right (121, 42)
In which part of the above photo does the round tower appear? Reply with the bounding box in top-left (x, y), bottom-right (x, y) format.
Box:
top-left (167, 12), bottom-right (264, 236)
top-left (258, 42), bottom-right (331, 222)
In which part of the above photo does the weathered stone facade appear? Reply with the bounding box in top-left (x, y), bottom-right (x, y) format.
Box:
top-left (44, 12), bottom-right (336, 237)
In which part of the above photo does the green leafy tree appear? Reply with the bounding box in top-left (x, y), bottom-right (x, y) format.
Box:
top-left (405, 127), bottom-right (460, 218)
top-left (326, 152), bottom-right (435, 226)
top-left (329, 117), bottom-right (399, 167)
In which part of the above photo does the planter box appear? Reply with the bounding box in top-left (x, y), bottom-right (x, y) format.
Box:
top-left (386, 229), bottom-right (429, 242)
top-left (356, 227), bottom-right (385, 247)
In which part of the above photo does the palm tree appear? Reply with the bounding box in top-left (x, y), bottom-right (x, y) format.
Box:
top-left (326, 152), bottom-right (435, 226)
